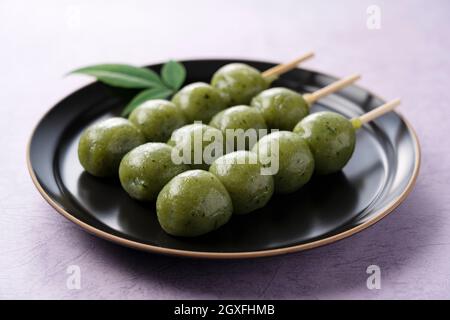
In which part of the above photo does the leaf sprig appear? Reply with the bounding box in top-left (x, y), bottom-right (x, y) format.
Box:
top-left (70, 60), bottom-right (186, 116)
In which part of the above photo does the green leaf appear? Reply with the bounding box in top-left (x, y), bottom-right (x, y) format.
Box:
top-left (70, 64), bottom-right (165, 89)
top-left (161, 60), bottom-right (186, 90)
top-left (121, 87), bottom-right (173, 117)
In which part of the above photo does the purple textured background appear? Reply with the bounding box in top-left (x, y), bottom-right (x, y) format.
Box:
top-left (1, 0), bottom-right (449, 299)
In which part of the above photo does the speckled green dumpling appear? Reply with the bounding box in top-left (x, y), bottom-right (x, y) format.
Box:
top-left (129, 99), bottom-right (186, 142)
top-left (252, 131), bottom-right (314, 194)
top-left (293, 111), bottom-right (356, 175)
top-left (209, 151), bottom-right (274, 214)
top-left (171, 82), bottom-right (226, 123)
top-left (119, 143), bottom-right (189, 201)
top-left (167, 123), bottom-right (226, 170)
top-left (78, 117), bottom-right (145, 177)
top-left (211, 63), bottom-right (270, 106)
top-left (251, 87), bottom-right (309, 131)
top-left (156, 170), bottom-right (233, 237)
top-left (209, 105), bottom-right (267, 150)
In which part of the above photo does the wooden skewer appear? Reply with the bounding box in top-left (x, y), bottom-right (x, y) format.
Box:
top-left (351, 98), bottom-right (401, 129)
top-left (261, 51), bottom-right (315, 78)
top-left (303, 74), bottom-right (361, 105)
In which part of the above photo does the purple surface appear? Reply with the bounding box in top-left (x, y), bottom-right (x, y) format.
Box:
top-left (1, 0), bottom-right (449, 299)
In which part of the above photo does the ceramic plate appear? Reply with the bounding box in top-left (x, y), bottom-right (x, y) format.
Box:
top-left (27, 59), bottom-right (420, 259)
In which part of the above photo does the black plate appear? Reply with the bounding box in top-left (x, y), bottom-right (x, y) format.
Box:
top-left (27, 59), bottom-right (420, 259)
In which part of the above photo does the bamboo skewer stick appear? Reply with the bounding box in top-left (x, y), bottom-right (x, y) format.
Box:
top-left (303, 74), bottom-right (361, 105)
top-left (261, 52), bottom-right (315, 78)
top-left (351, 98), bottom-right (401, 129)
